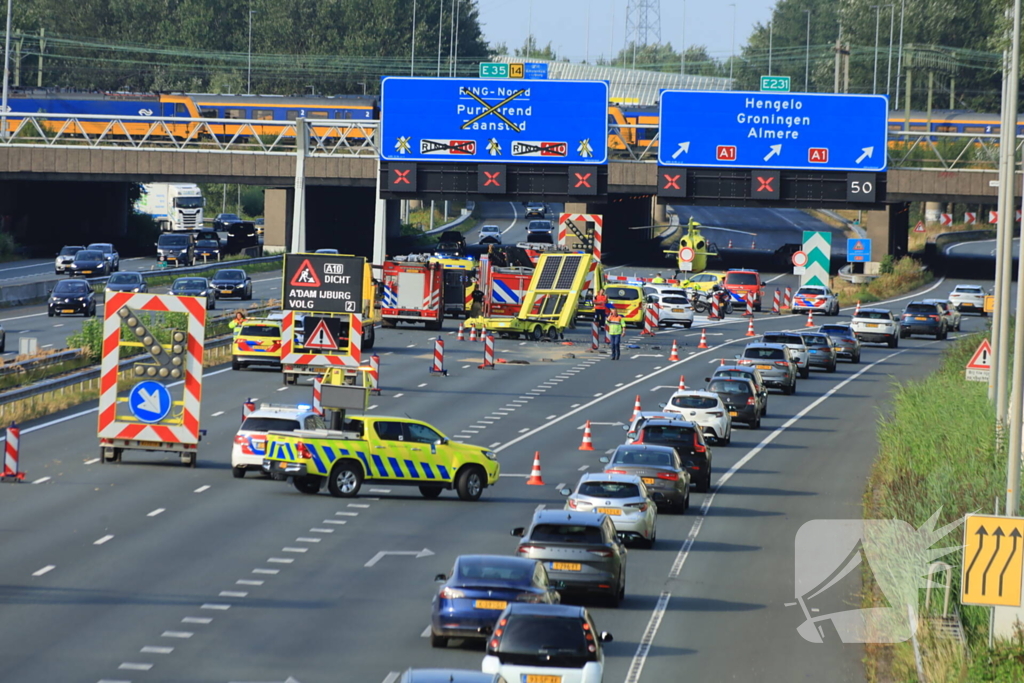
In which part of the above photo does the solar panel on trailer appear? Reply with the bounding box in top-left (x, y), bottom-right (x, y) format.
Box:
top-left (536, 258), bottom-right (561, 289)
top-left (555, 255), bottom-right (583, 289)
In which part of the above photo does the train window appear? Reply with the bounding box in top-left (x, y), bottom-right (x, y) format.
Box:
top-left (175, 103), bottom-right (189, 116)
top-left (888, 124), bottom-right (903, 131)
top-left (307, 111), bottom-right (328, 119)
top-left (199, 108), bottom-right (218, 119)
top-left (936, 126), bottom-right (958, 132)
top-left (252, 109), bottom-right (273, 120)
top-left (335, 111), bottom-right (353, 119)
top-left (285, 110), bottom-right (300, 120)
top-left (963, 126), bottom-right (989, 133)
top-left (910, 125), bottom-right (927, 131)
top-left (224, 109), bottom-right (246, 119)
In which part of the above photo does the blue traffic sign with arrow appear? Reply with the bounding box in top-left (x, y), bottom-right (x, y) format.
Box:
top-left (128, 381), bottom-right (172, 423)
top-left (658, 91), bottom-right (888, 172)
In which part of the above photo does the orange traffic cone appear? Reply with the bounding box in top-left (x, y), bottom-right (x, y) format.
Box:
top-left (469, 324), bottom-right (478, 342)
top-left (854, 300), bottom-right (861, 316)
top-left (631, 395), bottom-right (642, 421)
top-left (697, 329), bottom-right (709, 349)
top-left (526, 452), bottom-right (545, 485)
top-left (669, 339), bottom-right (680, 361)
top-left (457, 323), bottom-right (465, 341)
top-left (745, 317), bottom-right (756, 337)
top-left (579, 421), bottom-right (595, 451)
top-left (805, 310), bottom-right (814, 328)
top-left (678, 375), bottom-right (686, 390)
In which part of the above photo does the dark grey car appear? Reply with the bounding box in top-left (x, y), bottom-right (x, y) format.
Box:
top-left (69, 249), bottom-right (109, 277)
top-left (171, 277), bottom-right (217, 309)
top-left (105, 271), bottom-right (148, 293)
top-left (737, 342), bottom-right (798, 394)
top-left (602, 444), bottom-right (691, 512)
top-left (87, 242), bottom-right (120, 272)
top-left (818, 324), bottom-right (862, 363)
top-left (709, 365), bottom-right (769, 415)
top-left (800, 332), bottom-right (838, 372)
top-left (512, 510), bottom-right (627, 606)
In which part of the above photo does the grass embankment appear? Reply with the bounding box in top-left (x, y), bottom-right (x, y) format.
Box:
top-left (864, 332), bottom-right (1024, 683)
top-left (834, 256), bottom-right (934, 308)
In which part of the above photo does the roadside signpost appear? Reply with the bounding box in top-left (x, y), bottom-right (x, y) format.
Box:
top-left (478, 62), bottom-right (549, 80)
top-left (658, 91), bottom-right (888, 172)
top-left (965, 339), bottom-right (993, 383)
top-left (791, 249), bottom-right (807, 275)
top-left (678, 246), bottom-right (695, 272)
top-left (801, 231), bottom-right (831, 287)
top-left (961, 514), bottom-right (1024, 607)
top-left (847, 238), bottom-right (872, 263)
top-left (760, 75), bottom-right (791, 92)
top-left (478, 62), bottom-right (509, 78)
top-left (380, 77), bottom-right (608, 164)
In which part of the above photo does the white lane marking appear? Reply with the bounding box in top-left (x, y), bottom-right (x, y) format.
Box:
top-left (323, 520), bottom-right (347, 525)
top-left (578, 465), bottom-right (589, 471)
top-left (282, 547), bottom-right (308, 553)
top-left (624, 347), bottom-right (909, 677)
top-left (383, 673), bottom-right (401, 683)
top-left (593, 393), bottom-right (603, 397)
top-left (421, 625), bottom-right (432, 637)
top-left (32, 565), bottom-right (55, 576)
top-left (501, 473), bottom-right (529, 478)
top-left (219, 591), bottom-right (248, 598)
top-left (310, 528), bottom-right (334, 533)
top-left (194, 485), bottom-right (210, 493)
top-left (147, 508), bottom-right (165, 517)
top-left (535, 504), bottom-right (546, 512)
top-left (489, 442), bottom-right (502, 448)
top-left (94, 535), bottom-right (114, 545)
top-left (348, 503), bottom-right (370, 508)
top-left (555, 482), bottom-right (566, 490)
top-left (41, 344), bottom-right (53, 349)
top-left (238, 579), bottom-right (264, 585)
top-left (181, 617), bottom-right (211, 624)
top-left (501, 201), bottom-right (520, 234)
top-left (31, 476), bottom-right (50, 484)
top-left (393, 393), bottom-right (404, 398)
top-left (571, 403), bottom-right (580, 408)
top-left (253, 568), bottom-right (280, 574)
top-left (418, 383), bottom-right (428, 387)
top-left (84, 457), bottom-right (100, 464)
top-left (118, 663), bottom-right (153, 671)
top-left (201, 603), bottom-right (231, 610)
top-left (296, 537), bottom-right (321, 543)
top-left (518, 428), bottom-right (530, 433)
top-left (764, 273), bottom-right (788, 283)
top-left (463, 364), bottom-right (471, 369)
top-left (53, 323), bottom-right (63, 328)
top-left (162, 631), bottom-right (193, 638)
top-left (140, 646), bottom-right (173, 654)
top-left (546, 414), bottom-right (557, 419)
top-left (276, 386), bottom-right (288, 392)
top-left (268, 557), bottom-right (295, 563)
top-left (615, 383), bottom-right (623, 387)
top-left (368, 404), bottom-right (378, 410)
top-left (212, 411), bottom-right (225, 417)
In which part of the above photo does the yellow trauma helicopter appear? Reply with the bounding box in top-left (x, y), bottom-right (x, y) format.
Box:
top-left (665, 218), bottom-right (717, 276)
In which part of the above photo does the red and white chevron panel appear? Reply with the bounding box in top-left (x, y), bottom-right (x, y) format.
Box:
top-left (557, 213), bottom-right (604, 262)
top-left (98, 292), bottom-right (206, 446)
top-left (280, 311), bottom-right (362, 367)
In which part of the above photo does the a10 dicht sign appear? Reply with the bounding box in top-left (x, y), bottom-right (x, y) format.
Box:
top-left (284, 254), bottom-right (365, 314)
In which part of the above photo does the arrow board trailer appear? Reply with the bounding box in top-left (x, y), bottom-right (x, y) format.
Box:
top-left (97, 292), bottom-right (206, 467)
top-left (658, 91), bottom-right (888, 172)
top-left (381, 260), bottom-right (445, 330)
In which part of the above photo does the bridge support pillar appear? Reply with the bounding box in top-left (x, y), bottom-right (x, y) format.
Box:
top-left (566, 194), bottom-right (659, 265)
top-left (865, 202), bottom-right (910, 261)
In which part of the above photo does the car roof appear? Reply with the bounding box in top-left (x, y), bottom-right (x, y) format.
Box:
top-left (503, 603), bottom-right (586, 618)
top-left (905, 300), bottom-right (935, 306)
top-left (214, 269), bottom-right (246, 275)
top-left (400, 670), bottom-right (503, 683)
top-left (670, 389), bottom-right (720, 399)
top-left (245, 405), bottom-right (312, 419)
top-left (855, 308), bottom-right (891, 314)
top-left (613, 443), bottom-right (678, 454)
top-left (578, 472), bottom-right (644, 485)
top-left (801, 332), bottom-right (830, 338)
top-left (87, 242), bottom-right (113, 248)
top-left (454, 555), bottom-right (538, 570)
top-left (726, 268), bottom-right (758, 273)
top-left (110, 271), bottom-right (142, 277)
top-left (640, 418), bottom-right (699, 429)
top-left (920, 298), bottom-right (946, 305)
top-left (531, 509), bottom-right (607, 526)
top-left (746, 342), bottom-right (788, 350)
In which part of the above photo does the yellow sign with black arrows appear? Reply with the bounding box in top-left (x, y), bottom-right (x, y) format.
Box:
top-left (961, 514), bottom-right (1024, 607)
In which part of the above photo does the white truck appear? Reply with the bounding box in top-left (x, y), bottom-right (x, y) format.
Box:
top-left (136, 183), bottom-right (206, 232)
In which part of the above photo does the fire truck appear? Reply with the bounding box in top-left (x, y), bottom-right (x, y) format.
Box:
top-left (380, 258), bottom-right (445, 330)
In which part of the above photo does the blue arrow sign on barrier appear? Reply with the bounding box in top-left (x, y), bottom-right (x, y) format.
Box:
top-left (128, 381), bottom-right (172, 423)
top-left (380, 77), bottom-right (608, 164)
top-left (658, 91), bottom-right (888, 172)
top-left (847, 238), bottom-right (872, 262)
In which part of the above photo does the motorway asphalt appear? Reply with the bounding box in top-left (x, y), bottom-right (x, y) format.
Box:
top-left (945, 237), bottom-right (1017, 258)
top-left (0, 256), bottom-right (164, 286)
top-left (0, 266), bottom-right (985, 683)
top-left (673, 206), bottom-right (849, 254)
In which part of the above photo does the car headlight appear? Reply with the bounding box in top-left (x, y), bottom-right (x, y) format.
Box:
top-left (133, 287), bottom-right (141, 292)
top-left (77, 296), bottom-right (86, 301)
top-left (482, 450), bottom-right (497, 461)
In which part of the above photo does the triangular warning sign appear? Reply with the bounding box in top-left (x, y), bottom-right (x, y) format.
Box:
top-left (966, 339), bottom-right (993, 370)
top-left (913, 221), bottom-right (926, 233)
top-left (305, 319), bottom-right (338, 350)
top-left (290, 259), bottom-right (321, 287)
top-left (853, 241), bottom-right (863, 250)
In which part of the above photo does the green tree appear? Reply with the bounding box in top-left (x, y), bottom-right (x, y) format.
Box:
top-left (514, 35), bottom-right (557, 60)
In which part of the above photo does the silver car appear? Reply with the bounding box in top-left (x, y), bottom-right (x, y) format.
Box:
top-left (561, 473), bottom-right (658, 548)
top-left (55, 245), bottom-right (85, 275)
top-left (737, 342), bottom-right (798, 394)
top-left (512, 510), bottom-right (627, 607)
top-left (800, 332), bottom-right (838, 372)
top-left (478, 224), bottom-right (502, 244)
top-left (602, 443), bottom-right (691, 513)
top-left (818, 324), bottom-right (862, 363)
top-left (761, 332), bottom-right (810, 378)
top-left (922, 298), bottom-right (962, 332)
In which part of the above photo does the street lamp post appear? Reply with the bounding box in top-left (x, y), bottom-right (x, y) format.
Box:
top-left (871, 5), bottom-right (882, 94)
top-left (247, 9), bottom-right (255, 95)
top-left (804, 10), bottom-right (811, 91)
top-left (729, 3), bottom-right (736, 81)
top-left (410, 0), bottom-right (416, 76)
top-left (768, 19), bottom-right (772, 76)
top-left (894, 0), bottom-right (906, 109)
top-left (1, 0), bottom-right (13, 138)
top-left (885, 4), bottom-right (895, 97)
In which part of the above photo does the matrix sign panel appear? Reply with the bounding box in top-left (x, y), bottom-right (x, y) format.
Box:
top-left (284, 254), bottom-right (365, 314)
top-left (380, 77), bottom-right (609, 164)
top-left (659, 91), bottom-right (888, 172)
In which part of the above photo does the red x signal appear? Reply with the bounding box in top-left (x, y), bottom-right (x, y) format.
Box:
top-left (574, 172), bottom-right (592, 188)
top-left (756, 176), bottom-right (774, 192)
top-left (483, 171), bottom-right (502, 186)
top-left (393, 169), bottom-right (411, 185)
top-left (662, 174), bottom-right (681, 190)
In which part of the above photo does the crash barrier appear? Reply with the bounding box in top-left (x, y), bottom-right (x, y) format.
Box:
top-left (772, 289), bottom-right (781, 315)
top-left (784, 287), bottom-right (792, 310)
top-left (641, 304), bottom-right (658, 336)
top-left (1, 422), bottom-right (23, 481)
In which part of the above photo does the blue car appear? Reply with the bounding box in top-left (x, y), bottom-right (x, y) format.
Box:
top-left (430, 555), bottom-right (560, 648)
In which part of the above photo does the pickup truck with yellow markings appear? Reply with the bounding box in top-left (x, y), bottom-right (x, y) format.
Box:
top-left (262, 415), bottom-right (500, 501)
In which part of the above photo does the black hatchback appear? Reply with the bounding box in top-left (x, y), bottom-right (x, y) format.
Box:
top-left (633, 418), bottom-right (713, 493)
top-left (707, 378), bottom-right (762, 429)
top-left (48, 278), bottom-right (97, 317)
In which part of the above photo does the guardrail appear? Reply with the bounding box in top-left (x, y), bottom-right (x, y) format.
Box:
top-left (0, 347), bottom-right (88, 378)
top-left (86, 253), bottom-right (282, 287)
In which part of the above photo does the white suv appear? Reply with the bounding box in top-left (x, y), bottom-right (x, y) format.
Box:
top-left (232, 404), bottom-right (325, 478)
top-left (948, 284), bottom-right (987, 316)
top-left (851, 308), bottom-right (899, 347)
top-left (760, 332), bottom-right (810, 378)
top-left (662, 390), bottom-right (732, 445)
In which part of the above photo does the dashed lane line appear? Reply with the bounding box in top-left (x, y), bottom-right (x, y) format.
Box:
top-left (182, 617), bottom-right (211, 624)
top-left (94, 535), bottom-right (114, 545)
top-left (147, 508), bottom-right (165, 517)
top-left (32, 565), bottom-right (55, 577)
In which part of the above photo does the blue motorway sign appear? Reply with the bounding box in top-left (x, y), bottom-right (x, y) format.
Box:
top-left (847, 237), bottom-right (872, 263)
top-left (380, 77), bottom-right (608, 164)
top-left (128, 380), bottom-right (172, 423)
top-left (524, 63), bottom-right (549, 80)
top-left (658, 91), bottom-right (888, 172)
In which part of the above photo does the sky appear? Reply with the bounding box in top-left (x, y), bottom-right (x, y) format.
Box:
top-left (475, 0), bottom-right (776, 64)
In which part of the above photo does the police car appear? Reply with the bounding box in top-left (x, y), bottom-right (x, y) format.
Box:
top-left (232, 404), bottom-right (325, 478)
top-left (791, 285), bottom-right (840, 316)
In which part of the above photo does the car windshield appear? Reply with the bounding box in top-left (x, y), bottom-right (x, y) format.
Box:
top-left (797, 288), bottom-right (827, 296)
top-left (481, 226), bottom-right (499, 233)
top-left (578, 481), bottom-right (641, 498)
top-left (173, 196), bottom-right (204, 209)
top-left (607, 287), bottom-right (640, 301)
top-left (670, 395), bottom-right (719, 409)
top-left (215, 270), bottom-right (246, 282)
top-left (197, 240), bottom-right (219, 248)
top-left (820, 326), bottom-right (853, 337)
top-left (218, 214), bottom-right (240, 221)
top-left (241, 417), bottom-right (300, 433)
top-left (640, 424), bottom-right (695, 441)
top-left (662, 296), bottom-right (689, 305)
top-left (709, 380), bottom-right (752, 395)
top-left (530, 524), bottom-right (604, 544)
top-left (108, 273), bottom-right (141, 284)
top-left (436, 242), bottom-right (459, 251)
top-left (159, 235), bottom-right (189, 247)
top-left (762, 334), bottom-right (801, 345)
top-left (494, 615), bottom-right (592, 667)
top-left (174, 278), bottom-right (206, 290)
top-left (456, 558), bottom-right (532, 582)
top-left (714, 370), bottom-right (755, 383)
top-left (802, 335), bottom-right (830, 347)
top-left (612, 448), bottom-right (673, 466)
top-left (240, 325), bottom-right (279, 338)
top-left (726, 272), bottom-right (758, 285)
top-left (74, 250), bottom-right (102, 261)
top-left (528, 221), bottom-right (551, 231)
top-left (858, 310), bottom-right (892, 320)
top-left (904, 304), bottom-right (936, 314)
top-left (59, 246), bottom-right (83, 256)
top-left (745, 347), bottom-right (785, 360)
top-left (53, 280), bottom-right (90, 295)
top-left (954, 287), bottom-right (983, 294)
top-left (87, 244), bottom-right (111, 252)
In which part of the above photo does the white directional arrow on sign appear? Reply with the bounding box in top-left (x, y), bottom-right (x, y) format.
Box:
top-left (365, 548), bottom-right (435, 567)
top-left (138, 387), bottom-right (163, 414)
top-left (763, 144), bottom-right (782, 162)
top-left (671, 141), bottom-right (691, 159)
top-left (856, 146), bottom-right (874, 164)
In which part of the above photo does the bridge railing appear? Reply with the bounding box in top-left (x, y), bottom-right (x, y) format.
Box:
top-left (0, 112), bottom-right (381, 156)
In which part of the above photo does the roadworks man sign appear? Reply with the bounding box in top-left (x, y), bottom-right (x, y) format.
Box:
top-left (965, 339), bottom-right (992, 382)
top-left (284, 254), bottom-right (365, 314)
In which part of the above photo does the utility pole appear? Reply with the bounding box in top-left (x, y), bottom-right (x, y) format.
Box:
top-left (0, 0), bottom-right (11, 140)
top-left (680, 0), bottom-right (686, 75)
top-left (872, 6), bottom-right (881, 94)
top-left (13, 33), bottom-right (21, 88)
top-left (410, 0), bottom-right (416, 76)
top-left (990, 60), bottom-right (1009, 406)
top-left (247, 10), bottom-right (255, 95)
top-left (768, 19), bottom-right (773, 76)
top-left (833, 25), bottom-right (842, 93)
top-left (436, 0), bottom-right (443, 77)
top-left (894, 0), bottom-right (906, 109)
top-left (886, 4), bottom-right (895, 97)
top-left (729, 3), bottom-right (736, 81)
top-left (36, 28), bottom-right (44, 88)
top-left (804, 10), bottom-right (811, 92)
